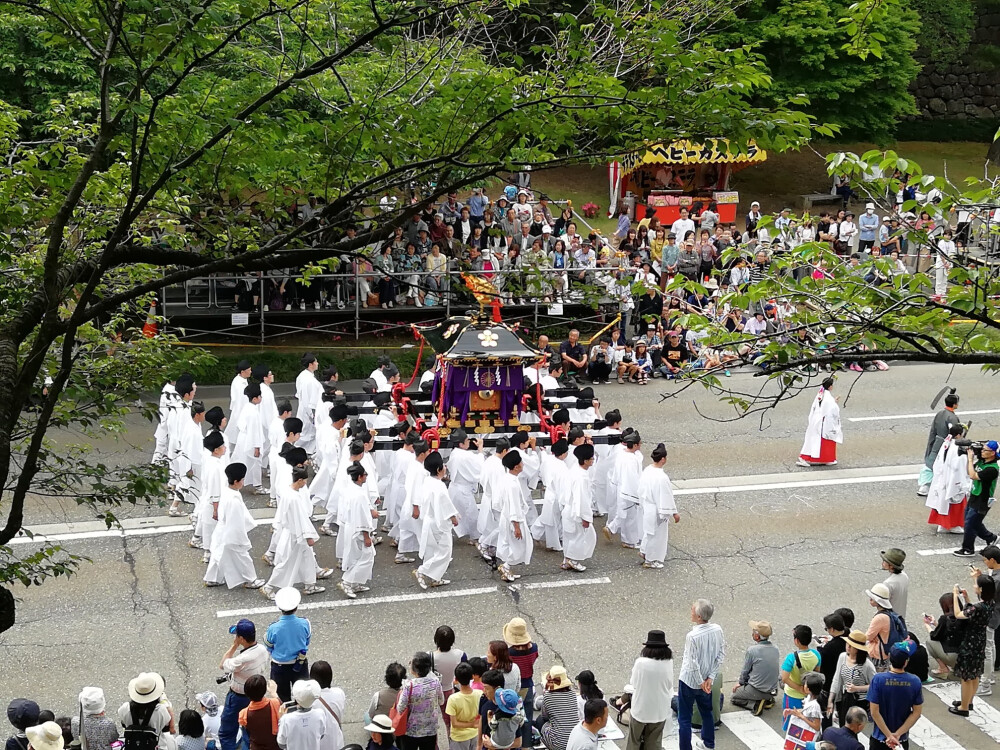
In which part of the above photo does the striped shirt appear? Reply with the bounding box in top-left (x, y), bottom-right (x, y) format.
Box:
top-left (509, 643), bottom-right (539, 688)
top-left (539, 690), bottom-right (581, 750)
top-left (677, 623), bottom-right (726, 689)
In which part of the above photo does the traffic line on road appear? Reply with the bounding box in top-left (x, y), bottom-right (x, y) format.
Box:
top-left (215, 585), bottom-right (499, 618)
top-left (7, 524), bottom-right (193, 545)
top-left (520, 576), bottom-right (611, 590)
top-left (916, 545), bottom-right (967, 557)
top-left (673, 472), bottom-right (918, 496)
top-left (849, 409), bottom-right (1000, 422)
top-left (925, 681), bottom-right (1000, 743)
top-left (719, 711), bottom-right (785, 749)
top-left (907, 716), bottom-right (966, 750)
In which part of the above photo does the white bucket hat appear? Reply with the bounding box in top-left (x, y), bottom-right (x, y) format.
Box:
top-left (79, 687), bottom-right (106, 714)
top-left (26, 722), bottom-right (64, 750)
top-left (291, 679), bottom-right (320, 709)
top-left (128, 672), bottom-right (165, 704)
top-left (364, 715), bottom-right (393, 733)
top-left (865, 582), bottom-right (893, 609)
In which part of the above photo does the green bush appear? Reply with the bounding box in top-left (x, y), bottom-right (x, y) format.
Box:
top-left (895, 118), bottom-right (1000, 142)
top-left (186, 348), bottom-right (424, 385)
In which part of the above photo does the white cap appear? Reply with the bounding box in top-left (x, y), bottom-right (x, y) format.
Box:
top-left (291, 679), bottom-right (321, 708)
top-left (865, 202), bottom-right (875, 210)
top-left (541, 224), bottom-right (551, 234)
top-left (275, 586), bottom-right (302, 611)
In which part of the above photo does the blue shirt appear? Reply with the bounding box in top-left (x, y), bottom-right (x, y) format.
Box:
top-left (867, 670), bottom-right (922, 742)
top-left (264, 614), bottom-right (311, 663)
top-left (467, 195), bottom-right (487, 217)
top-left (858, 212), bottom-right (879, 241)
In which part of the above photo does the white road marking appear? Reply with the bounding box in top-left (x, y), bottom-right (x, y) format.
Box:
top-left (916, 547), bottom-right (968, 557)
top-left (849, 409), bottom-right (1000, 422)
top-left (719, 711), bottom-right (786, 749)
top-left (215, 585), bottom-right (499, 618)
top-left (520, 576), bottom-right (611, 590)
top-left (858, 732), bottom-right (869, 749)
top-left (674, 473), bottom-right (918, 496)
top-left (908, 716), bottom-right (966, 750)
top-left (7, 524), bottom-right (193, 545)
top-left (926, 681), bottom-right (1000, 743)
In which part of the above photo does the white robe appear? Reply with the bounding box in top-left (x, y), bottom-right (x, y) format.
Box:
top-left (371, 411), bottom-right (397, 497)
top-left (447, 449), bottom-right (484, 539)
top-left (174, 413), bottom-right (203, 505)
top-left (397, 458), bottom-right (426, 555)
top-left (477, 455), bottom-right (505, 548)
top-left (926, 437), bottom-right (972, 515)
top-left (608, 450), bottom-right (644, 545)
top-left (638, 465), bottom-right (678, 563)
top-left (295, 369), bottom-right (323, 453)
top-left (205, 487), bottom-right (258, 587)
top-left (370, 368), bottom-right (391, 393)
top-left (310, 423), bottom-right (344, 506)
top-left (152, 383), bottom-right (177, 462)
top-left (196, 453), bottom-right (225, 545)
top-left (562, 464), bottom-right (596, 561)
top-left (517, 448), bottom-right (541, 526)
top-left (224, 375), bottom-right (248, 445)
top-left (267, 418), bottom-right (288, 501)
top-left (531, 453), bottom-right (566, 550)
top-left (496, 472), bottom-right (532, 567)
top-left (386, 449), bottom-right (415, 531)
top-left (231, 403), bottom-right (264, 488)
top-left (259, 383), bottom-right (278, 467)
top-left (336, 452), bottom-right (379, 559)
top-left (799, 388), bottom-right (843, 459)
top-left (268, 483), bottom-right (320, 588)
top-left (418, 476), bottom-right (459, 581)
top-left (341, 482), bottom-right (377, 585)
top-left (592, 427), bottom-right (621, 516)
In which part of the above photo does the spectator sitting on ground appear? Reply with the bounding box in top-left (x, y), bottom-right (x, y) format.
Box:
top-left (731, 620), bottom-right (780, 716)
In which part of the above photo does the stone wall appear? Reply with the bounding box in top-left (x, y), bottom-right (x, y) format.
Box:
top-left (909, 13), bottom-right (1000, 120)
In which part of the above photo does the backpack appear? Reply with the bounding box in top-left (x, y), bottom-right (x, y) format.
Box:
top-left (880, 609), bottom-right (907, 651)
top-left (123, 706), bottom-right (160, 750)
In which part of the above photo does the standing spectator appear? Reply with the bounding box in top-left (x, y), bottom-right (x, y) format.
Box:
top-left (610, 203), bottom-right (631, 251)
top-left (779, 625), bottom-right (820, 731)
top-left (175, 711), bottom-right (206, 750)
top-left (534, 667), bottom-right (579, 750)
top-left (444, 663), bottom-right (480, 750)
top-left (816, 614), bottom-right (848, 694)
top-left (972, 545), bottom-right (1000, 690)
top-left (858, 204), bottom-right (879, 253)
top-left (265, 589), bottom-right (311, 703)
top-left (219, 619), bottom-right (269, 750)
top-left (277, 681), bottom-right (324, 750)
top-left (193, 693), bottom-right (220, 746)
top-left (826, 631), bottom-right (875, 730)
top-left (565, 700), bottom-right (607, 750)
top-left (864, 583), bottom-right (905, 671)
top-left (730, 621), bottom-right (780, 715)
top-left (676, 601), bottom-right (725, 750)
top-left (505, 618), bottom-right (539, 742)
top-left (953, 439), bottom-right (1000, 558)
top-left (70, 688), bottom-right (118, 750)
top-left (6, 699), bottom-right (40, 750)
top-left (24, 725), bottom-right (62, 750)
top-left (949, 575), bottom-right (997, 713)
top-left (670, 208), bottom-right (695, 242)
top-left (365, 664), bottom-right (407, 727)
top-left (868, 644), bottom-right (923, 749)
top-left (432, 626), bottom-right (467, 729)
top-left (624, 631), bottom-right (673, 750)
top-left (310, 661), bottom-right (345, 750)
top-left (119, 673), bottom-right (173, 750)
top-left (237, 676), bottom-right (280, 750)
top-left (781, 673), bottom-right (823, 749)
top-left (880, 548), bottom-right (909, 620)
top-left (395, 653), bottom-right (444, 750)
top-left (486, 641), bottom-right (522, 693)
top-left (467, 188), bottom-right (488, 223)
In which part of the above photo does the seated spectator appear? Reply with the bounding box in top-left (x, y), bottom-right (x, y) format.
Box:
top-left (904, 631), bottom-right (929, 683)
top-left (363, 716), bottom-right (396, 750)
top-left (119, 673), bottom-right (173, 750)
top-left (731, 620), bottom-right (780, 715)
top-left (175, 710), bottom-right (206, 750)
top-left (587, 339), bottom-right (615, 384)
top-left (819, 705), bottom-right (867, 750)
top-left (193, 693), bottom-right (220, 746)
top-left (533, 667), bottom-right (578, 750)
top-left (72, 688), bottom-right (119, 750)
top-left (632, 342), bottom-right (652, 385)
top-left (655, 332), bottom-right (690, 379)
top-left (559, 330), bottom-right (589, 383)
top-left (924, 592), bottom-right (966, 678)
top-left (25, 723), bottom-right (63, 750)
top-left (616, 342), bottom-right (638, 384)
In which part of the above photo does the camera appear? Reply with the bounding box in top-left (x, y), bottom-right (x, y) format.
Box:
top-left (595, 353), bottom-right (606, 362)
top-left (216, 674), bottom-right (231, 685)
top-left (622, 355), bottom-right (633, 364)
top-left (955, 439), bottom-right (983, 458)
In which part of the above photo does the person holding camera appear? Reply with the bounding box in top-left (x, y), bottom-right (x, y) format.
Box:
top-left (953, 439), bottom-right (1000, 558)
top-left (219, 619), bottom-right (269, 750)
top-left (587, 339), bottom-right (614, 384)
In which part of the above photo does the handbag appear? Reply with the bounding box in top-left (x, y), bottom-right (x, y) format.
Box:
top-left (389, 681), bottom-right (411, 736)
top-left (367, 293), bottom-right (380, 307)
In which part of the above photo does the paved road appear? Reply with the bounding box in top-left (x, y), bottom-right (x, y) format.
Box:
top-left (3, 363), bottom-right (1000, 749)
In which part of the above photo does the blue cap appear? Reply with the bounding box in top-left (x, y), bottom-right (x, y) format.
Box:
top-left (805, 744), bottom-right (817, 750)
top-left (229, 618), bottom-right (255, 639)
top-left (494, 688), bottom-right (521, 714)
top-left (986, 440), bottom-right (999, 452)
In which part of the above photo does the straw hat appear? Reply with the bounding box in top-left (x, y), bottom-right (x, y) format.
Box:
top-left (503, 617), bottom-right (531, 646)
top-left (543, 665), bottom-right (573, 690)
top-left (842, 630), bottom-right (870, 652)
top-left (26, 723), bottom-right (64, 750)
top-left (364, 715), bottom-right (392, 734)
top-left (128, 672), bottom-right (165, 704)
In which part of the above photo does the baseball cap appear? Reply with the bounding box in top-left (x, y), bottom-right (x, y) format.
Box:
top-left (229, 618), bottom-right (256, 640)
top-left (986, 440), bottom-right (999, 452)
top-left (748, 620), bottom-right (772, 638)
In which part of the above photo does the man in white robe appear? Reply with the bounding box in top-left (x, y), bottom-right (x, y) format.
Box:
top-left (477, 438), bottom-right (511, 561)
top-left (605, 433), bottom-right (644, 548)
top-left (232, 384), bottom-right (265, 492)
top-left (152, 379), bottom-right (178, 464)
top-left (295, 354), bottom-right (322, 454)
top-left (447, 430), bottom-right (485, 541)
top-left (496, 450), bottom-right (532, 582)
top-left (370, 394), bottom-right (398, 498)
top-left (166, 380), bottom-right (198, 517)
top-left (310, 404), bottom-right (349, 514)
top-left (263, 466), bottom-right (333, 599)
top-left (415, 452), bottom-right (460, 588)
top-left (638, 443), bottom-right (680, 569)
top-left (592, 410), bottom-right (623, 517)
top-left (224, 360), bottom-right (252, 447)
top-left (268, 403), bottom-right (295, 505)
top-left (321, 437), bottom-right (364, 538)
top-left (339, 462), bottom-right (377, 599)
top-left (264, 444), bottom-right (309, 566)
top-left (562, 443), bottom-right (597, 571)
top-left (168, 396), bottom-right (205, 516)
top-left (193, 431), bottom-right (227, 551)
top-left (531, 439), bottom-right (568, 551)
top-left (253, 365), bottom-right (279, 474)
top-left (336, 431), bottom-right (380, 562)
top-left (510, 433), bottom-right (540, 526)
top-left (926, 424), bottom-right (970, 533)
top-left (395, 441), bottom-right (430, 564)
top-left (797, 378), bottom-right (842, 466)
top-left (385, 431), bottom-right (419, 536)
top-left (205, 462), bottom-right (266, 589)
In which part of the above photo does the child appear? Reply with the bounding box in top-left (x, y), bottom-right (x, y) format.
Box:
top-left (468, 657), bottom-right (488, 692)
top-left (486, 689), bottom-right (524, 750)
top-left (238, 675), bottom-right (281, 750)
top-left (174, 709), bottom-right (205, 750)
top-left (363, 717), bottom-right (396, 750)
top-left (445, 663), bottom-right (482, 750)
top-left (782, 672), bottom-right (823, 750)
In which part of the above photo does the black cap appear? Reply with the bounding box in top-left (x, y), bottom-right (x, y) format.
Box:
top-left (276, 400), bottom-right (293, 415)
top-left (502, 450), bottom-right (522, 470)
top-left (283, 417), bottom-right (303, 434)
top-left (284, 447), bottom-right (308, 466)
top-left (330, 403), bottom-right (349, 422)
top-left (244, 383), bottom-right (261, 400)
top-left (205, 406), bottom-right (226, 427)
top-left (204, 431), bottom-right (225, 451)
top-left (236, 359), bottom-right (252, 372)
top-left (346, 462), bottom-right (367, 481)
top-left (574, 443), bottom-right (595, 462)
top-left (251, 364), bottom-right (270, 381)
top-left (551, 438), bottom-right (569, 457)
top-left (301, 352), bottom-right (317, 367)
top-left (225, 463), bottom-right (247, 483)
top-left (373, 392), bottom-right (391, 407)
top-left (424, 452), bottom-right (444, 475)
top-left (552, 408), bottom-right (570, 425)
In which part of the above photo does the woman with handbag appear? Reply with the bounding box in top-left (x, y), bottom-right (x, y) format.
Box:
top-left (393, 652), bottom-right (444, 750)
top-left (826, 630), bottom-right (875, 728)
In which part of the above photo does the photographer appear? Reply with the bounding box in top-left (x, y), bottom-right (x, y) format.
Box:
top-left (219, 619), bottom-right (269, 750)
top-left (954, 439), bottom-right (1000, 558)
top-left (587, 338), bottom-right (614, 384)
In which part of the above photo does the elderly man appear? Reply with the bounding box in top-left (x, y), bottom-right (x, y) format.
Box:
top-left (818, 705), bottom-right (866, 750)
top-left (731, 620), bottom-right (780, 716)
top-left (676, 599), bottom-right (726, 750)
top-left (559, 329), bottom-right (589, 383)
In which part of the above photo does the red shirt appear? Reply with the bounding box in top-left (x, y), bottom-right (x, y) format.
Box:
top-left (509, 643), bottom-right (539, 687)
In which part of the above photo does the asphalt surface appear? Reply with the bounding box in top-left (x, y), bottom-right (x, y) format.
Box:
top-left (3, 363), bottom-right (1000, 749)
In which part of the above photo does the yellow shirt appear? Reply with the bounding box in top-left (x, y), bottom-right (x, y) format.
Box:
top-left (446, 688), bottom-right (483, 741)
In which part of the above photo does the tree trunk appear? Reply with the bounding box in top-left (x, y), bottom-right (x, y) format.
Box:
top-left (988, 137), bottom-right (1000, 166)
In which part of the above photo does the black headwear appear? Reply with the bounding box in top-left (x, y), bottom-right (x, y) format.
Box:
top-left (244, 383), bottom-right (261, 400)
top-left (225, 463), bottom-right (247, 483)
top-left (322, 364), bottom-right (339, 381)
top-left (568, 427), bottom-right (585, 443)
top-left (291, 466), bottom-right (309, 482)
top-left (373, 392), bottom-right (392, 408)
top-left (623, 431), bottom-right (642, 448)
top-left (552, 408), bottom-right (570, 425)
top-left (413, 440), bottom-right (430, 456)
top-left (494, 436), bottom-right (511, 453)
top-left (301, 352), bottom-right (317, 367)
top-left (424, 452), bottom-right (445, 476)
top-left (276, 400), bottom-right (293, 415)
top-left (251, 364), bottom-right (270, 381)
top-left (651, 442), bottom-right (667, 462)
top-left (452, 428), bottom-right (469, 446)
top-left (284, 447), bottom-right (308, 466)
top-left (510, 431), bottom-right (530, 448)
top-left (405, 431), bottom-right (422, 446)
top-left (205, 406), bottom-right (226, 428)
top-left (347, 462), bottom-right (367, 481)
top-left (330, 403), bottom-right (349, 422)
top-left (604, 409), bottom-right (622, 424)
top-left (551, 438), bottom-right (569, 457)
top-left (283, 417), bottom-right (303, 434)
top-left (502, 450), bottom-right (522, 471)
top-left (574, 444), bottom-right (595, 463)
top-left (236, 359), bottom-right (252, 372)
top-left (204, 431), bottom-right (225, 451)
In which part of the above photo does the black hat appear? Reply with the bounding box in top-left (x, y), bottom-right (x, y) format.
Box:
top-left (623, 431), bottom-right (642, 447)
top-left (651, 442), bottom-right (667, 462)
top-left (551, 438), bottom-right (569, 457)
top-left (361, 377), bottom-right (378, 394)
top-left (322, 364), bottom-right (339, 380)
top-left (413, 439), bottom-right (430, 456)
top-left (276, 400), bottom-right (293, 415)
top-left (452, 428), bottom-right (469, 446)
top-left (643, 630), bottom-right (667, 646)
top-left (244, 383), bottom-right (261, 400)
top-left (301, 352), bottom-right (317, 367)
top-left (283, 417), bottom-right (303, 434)
top-left (291, 466), bottom-right (309, 482)
top-left (176, 380), bottom-right (195, 398)
top-left (502, 450), bottom-right (522, 471)
top-left (424, 452), bottom-right (445, 476)
top-left (349, 439), bottom-right (365, 456)
top-left (330, 403), bottom-right (349, 422)
top-left (251, 364), bottom-right (270, 381)
top-left (205, 406), bottom-right (226, 427)
top-left (204, 431), bottom-right (225, 451)
top-left (574, 443), bottom-right (595, 462)
top-left (346, 462), bottom-right (367, 481)
top-left (373, 392), bottom-right (391, 407)
top-left (237, 359), bottom-right (252, 372)
top-left (604, 409), bottom-right (622, 424)
top-left (568, 427), bottom-right (585, 442)
top-left (510, 431), bottom-right (530, 448)
top-left (284, 447), bottom-right (308, 466)
top-left (494, 436), bottom-right (511, 453)
top-left (552, 408), bottom-right (570, 425)
top-left (225, 463), bottom-right (247, 483)
top-left (578, 386), bottom-right (595, 400)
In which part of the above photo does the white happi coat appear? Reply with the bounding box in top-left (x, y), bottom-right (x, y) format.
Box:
top-left (224, 374), bottom-right (248, 444)
top-left (477, 454), bottom-right (505, 547)
top-left (231, 402), bottom-right (264, 487)
top-left (341, 481), bottom-right (377, 585)
top-left (205, 486), bottom-right (258, 587)
top-left (638, 464), bottom-right (678, 564)
top-left (608, 449), bottom-right (644, 545)
top-left (531, 452), bottom-right (566, 550)
top-left (418, 476), bottom-right (459, 581)
top-left (799, 387), bottom-right (843, 458)
top-left (295, 369), bottom-right (322, 453)
top-left (562, 463), bottom-right (596, 561)
top-left (496, 472), bottom-right (532, 567)
top-left (268, 482), bottom-right (319, 588)
top-left (447, 448), bottom-right (484, 539)
top-left (926, 436), bottom-right (972, 516)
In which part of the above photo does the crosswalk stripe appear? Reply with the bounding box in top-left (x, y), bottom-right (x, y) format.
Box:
top-left (908, 716), bottom-right (966, 749)
top-left (719, 711), bottom-right (786, 749)
top-left (926, 681), bottom-right (1000, 743)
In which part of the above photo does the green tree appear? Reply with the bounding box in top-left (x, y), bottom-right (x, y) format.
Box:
top-left (910, 0), bottom-right (975, 67)
top-left (0, 0), bottom-right (816, 629)
top-left (712, 0), bottom-right (921, 142)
